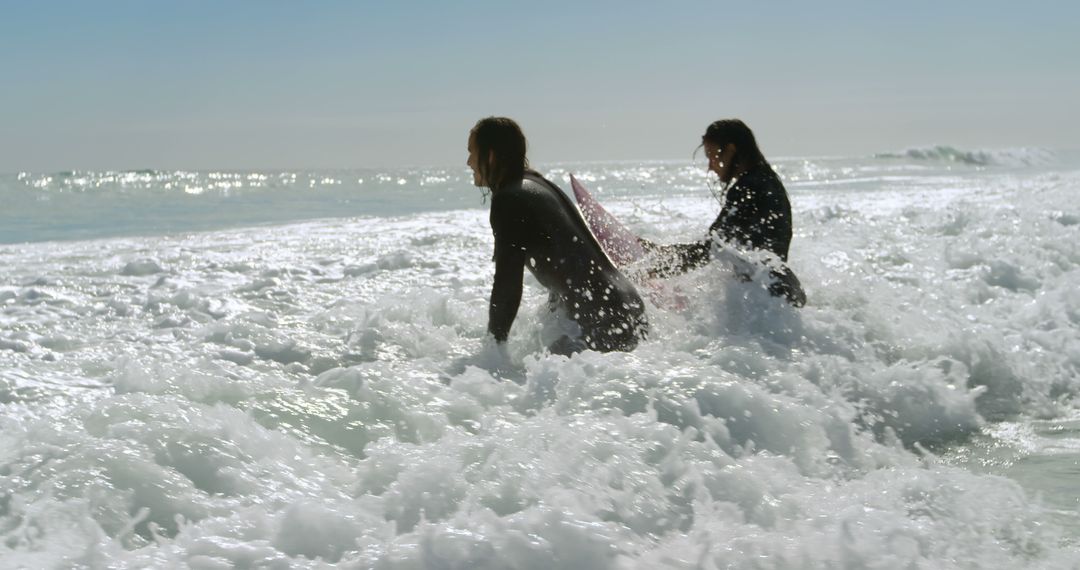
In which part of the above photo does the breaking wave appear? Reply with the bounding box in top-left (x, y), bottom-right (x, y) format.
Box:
top-left (875, 145), bottom-right (1056, 167)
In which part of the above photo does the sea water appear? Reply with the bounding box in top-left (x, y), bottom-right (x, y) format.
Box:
top-left (1, 147), bottom-right (1079, 568)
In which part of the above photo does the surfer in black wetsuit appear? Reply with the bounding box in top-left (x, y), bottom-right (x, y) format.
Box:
top-left (468, 117), bottom-right (647, 355)
top-left (642, 119), bottom-right (806, 306)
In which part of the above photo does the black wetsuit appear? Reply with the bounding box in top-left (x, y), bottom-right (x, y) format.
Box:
top-left (649, 163), bottom-right (806, 306)
top-left (489, 171), bottom-right (647, 353)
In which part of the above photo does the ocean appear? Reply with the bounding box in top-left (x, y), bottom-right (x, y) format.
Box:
top-left (1, 146), bottom-right (1079, 568)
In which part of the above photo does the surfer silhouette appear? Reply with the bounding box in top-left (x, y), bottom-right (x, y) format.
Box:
top-left (641, 119), bottom-right (806, 306)
top-left (467, 117), bottom-right (648, 355)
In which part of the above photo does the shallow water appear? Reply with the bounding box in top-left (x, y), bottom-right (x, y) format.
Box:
top-left (1, 147), bottom-right (1079, 568)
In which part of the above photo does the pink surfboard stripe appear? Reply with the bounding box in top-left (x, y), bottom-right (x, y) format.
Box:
top-left (570, 174), bottom-right (646, 266)
top-left (570, 174), bottom-right (688, 311)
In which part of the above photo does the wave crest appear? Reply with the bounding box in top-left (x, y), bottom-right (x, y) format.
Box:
top-left (875, 145), bottom-right (1055, 167)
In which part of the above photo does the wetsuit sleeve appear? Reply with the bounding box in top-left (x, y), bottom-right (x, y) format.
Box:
top-left (645, 240), bottom-right (712, 277)
top-left (488, 196), bottom-right (528, 342)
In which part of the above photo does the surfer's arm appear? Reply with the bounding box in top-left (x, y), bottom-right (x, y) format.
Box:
top-left (643, 240), bottom-right (712, 278)
top-left (489, 246), bottom-right (525, 342)
top-left (488, 197), bottom-right (528, 343)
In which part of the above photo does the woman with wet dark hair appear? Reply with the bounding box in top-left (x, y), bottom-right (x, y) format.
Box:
top-left (643, 119), bottom-right (806, 306)
top-left (467, 117), bottom-right (648, 355)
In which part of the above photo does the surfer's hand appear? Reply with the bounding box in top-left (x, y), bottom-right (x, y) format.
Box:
top-left (621, 258), bottom-right (652, 282)
top-left (476, 335), bottom-right (517, 377)
top-left (444, 336), bottom-right (518, 381)
top-left (637, 237), bottom-right (658, 253)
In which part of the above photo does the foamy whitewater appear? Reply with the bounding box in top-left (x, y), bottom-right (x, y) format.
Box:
top-left (2, 146), bottom-right (1079, 568)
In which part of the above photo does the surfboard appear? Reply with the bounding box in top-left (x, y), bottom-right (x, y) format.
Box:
top-left (570, 174), bottom-right (686, 310)
top-left (571, 175), bottom-right (803, 309)
top-left (570, 174), bottom-right (646, 266)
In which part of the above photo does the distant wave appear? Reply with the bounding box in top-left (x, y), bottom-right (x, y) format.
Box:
top-left (874, 145), bottom-right (1055, 167)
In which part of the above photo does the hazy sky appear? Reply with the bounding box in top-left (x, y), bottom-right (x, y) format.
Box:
top-left (2, 1), bottom-right (1077, 171)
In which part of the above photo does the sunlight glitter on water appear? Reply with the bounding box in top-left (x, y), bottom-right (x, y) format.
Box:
top-left (1, 151), bottom-right (1079, 567)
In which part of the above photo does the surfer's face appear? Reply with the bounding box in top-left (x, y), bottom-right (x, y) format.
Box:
top-left (466, 134), bottom-right (484, 186)
top-left (704, 141), bottom-right (737, 183)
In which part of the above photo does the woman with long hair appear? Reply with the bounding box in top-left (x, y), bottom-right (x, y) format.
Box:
top-left (467, 117), bottom-right (648, 354)
top-left (643, 119), bottom-right (806, 306)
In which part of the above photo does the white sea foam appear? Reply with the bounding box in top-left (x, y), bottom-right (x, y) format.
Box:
top-left (1, 157), bottom-right (1079, 567)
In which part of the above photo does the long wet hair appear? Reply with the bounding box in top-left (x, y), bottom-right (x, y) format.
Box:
top-left (471, 117), bottom-right (529, 192)
top-left (702, 119), bottom-right (770, 173)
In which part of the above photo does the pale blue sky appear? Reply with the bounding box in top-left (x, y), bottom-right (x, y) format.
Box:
top-left (1, 1), bottom-right (1077, 171)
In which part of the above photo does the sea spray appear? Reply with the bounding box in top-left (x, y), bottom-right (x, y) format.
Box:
top-left (0, 153), bottom-right (1078, 567)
